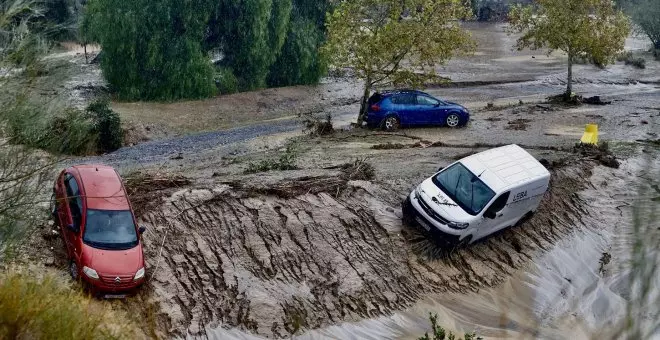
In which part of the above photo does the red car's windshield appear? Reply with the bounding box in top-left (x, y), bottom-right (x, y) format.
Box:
top-left (83, 209), bottom-right (138, 250)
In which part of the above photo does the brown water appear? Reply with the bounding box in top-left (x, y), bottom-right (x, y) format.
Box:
top-left (203, 152), bottom-right (659, 339)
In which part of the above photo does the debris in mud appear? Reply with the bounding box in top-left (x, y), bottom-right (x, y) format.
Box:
top-left (599, 252), bottom-right (611, 274)
top-left (583, 96), bottom-right (612, 105)
top-left (371, 142), bottom-right (407, 150)
top-left (637, 139), bottom-right (660, 146)
top-left (301, 112), bottom-right (334, 136)
top-left (227, 175), bottom-right (347, 199)
top-left (43, 257), bottom-right (56, 267)
top-left (485, 116), bottom-right (503, 122)
top-left (547, 94), bottom-right (611, 106)
top-left (536, 104), bottom-right (553, 111)
top-left (124, 172), bottom-right (191, 214)
top-left (505, 119), bottom-right (532, 130)
top-left (339, 158), bottom-right (376, 181)
top-left (573, 143), bottom-right (620, 169)
top-left (41, 229), bottom-right (59, 241)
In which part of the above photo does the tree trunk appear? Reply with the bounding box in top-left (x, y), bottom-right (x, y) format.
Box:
top-left (84, 44), bottom-right (88, 64)
top-left (565, 52), bottom-right (573, 100)
top-left (357, 79), bottom-right (371, 126)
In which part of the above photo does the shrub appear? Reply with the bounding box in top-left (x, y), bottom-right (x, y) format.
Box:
top-left (214, 67), bottom-right (239, 95)
top-left (87, 100), bottom-right (122, 153)
top-left (245, 143), bottom-right (299, 174)
top-left (49, 108), bottom-right (99, 155)
top-left (617, 51), bottom-right (646, 69)
top-left (418, 313), bottom-right (480, 340)
top-left (4, 102), bottom-right (98, 156)
top-left (0, 273), bottom-right (135, 339)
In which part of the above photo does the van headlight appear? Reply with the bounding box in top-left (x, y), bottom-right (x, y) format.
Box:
top-left (82, 266), bottom-right (99, 280)
top-left (134, 267), bottom-right (145, 281)
top-left (414, 185), bottom-right (422, 199)
top-left (447, 222), bottom-right (469, 230)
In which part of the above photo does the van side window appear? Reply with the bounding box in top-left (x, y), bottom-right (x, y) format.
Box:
top-left (487, 191), bottom-right (510, 214)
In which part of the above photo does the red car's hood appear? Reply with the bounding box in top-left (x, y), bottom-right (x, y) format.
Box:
top-left (81, 243), bottom-right (144, 276)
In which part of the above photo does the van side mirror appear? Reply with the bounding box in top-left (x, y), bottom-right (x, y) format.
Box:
top-left (138, 226), bottom-right (147, 234)
top-left (437, 166), bottom-right (445, 172)
top-left (483, 210), bottom-right (497, 220)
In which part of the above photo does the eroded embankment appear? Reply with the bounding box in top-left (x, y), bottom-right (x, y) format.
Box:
top-left (131, 161), bottom-right (595, 338)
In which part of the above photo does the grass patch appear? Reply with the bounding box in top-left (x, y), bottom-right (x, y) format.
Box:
top-left (0, 273), bottom-right (136, 339)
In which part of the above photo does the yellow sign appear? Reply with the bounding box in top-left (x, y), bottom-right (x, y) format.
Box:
top-left (580, 124), bottom-right (599, 145)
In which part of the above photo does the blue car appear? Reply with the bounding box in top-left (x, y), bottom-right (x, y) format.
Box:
top-left (365, 90), bottom-right (470, 130)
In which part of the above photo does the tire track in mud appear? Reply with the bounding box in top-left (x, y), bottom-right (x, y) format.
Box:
top-left (133, 162), bottom-right (596, 338)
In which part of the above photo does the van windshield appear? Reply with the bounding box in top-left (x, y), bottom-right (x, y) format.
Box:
top-left (83, 209), bottom-right (138, 250)
top-left (432, 163), bottom-right (495, 216)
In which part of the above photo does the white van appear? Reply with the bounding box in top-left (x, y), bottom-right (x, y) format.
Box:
top-left (403, 144), bottom-right (550, 247)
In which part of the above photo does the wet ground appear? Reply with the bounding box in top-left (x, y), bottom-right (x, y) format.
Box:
top-left (16, 23), bottom-right (660, 339)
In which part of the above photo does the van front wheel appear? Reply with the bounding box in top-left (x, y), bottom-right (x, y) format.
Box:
top-left (455, 235), bottom-right (473, 249)
top-left (515, 212), bottom-right (535, 227)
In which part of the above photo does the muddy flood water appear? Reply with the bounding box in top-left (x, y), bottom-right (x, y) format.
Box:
top-left (201, 151), bottom-right (659, 340)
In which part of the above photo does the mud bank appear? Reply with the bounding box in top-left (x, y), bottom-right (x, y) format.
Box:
top-left (130, 157), bottom-right (598, 338)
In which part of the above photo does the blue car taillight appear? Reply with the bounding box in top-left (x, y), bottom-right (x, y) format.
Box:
top-left (370, 104), bottom-right (381, 112)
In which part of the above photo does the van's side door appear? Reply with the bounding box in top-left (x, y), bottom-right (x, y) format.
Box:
top-left (477, 191), bottom-right (517, 240)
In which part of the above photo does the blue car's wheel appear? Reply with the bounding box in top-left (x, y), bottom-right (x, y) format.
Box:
top-left (383, 116), bottom-right (400, 131)
top-left (446, 113), bottom-right (461, 128)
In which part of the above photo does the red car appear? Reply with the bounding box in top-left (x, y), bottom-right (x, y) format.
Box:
top-left (51, 164), bottom-right (146, 297)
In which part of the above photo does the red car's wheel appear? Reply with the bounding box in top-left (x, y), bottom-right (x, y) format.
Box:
top-left (69, 261), bottom-right (79, 281)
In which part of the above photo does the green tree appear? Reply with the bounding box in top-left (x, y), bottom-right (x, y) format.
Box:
top-left (83, 0), bottom-right (216, 100)
top-left (267, 0), bottom-right (330, 87)
top-left (210, 0), bottom-right (292, 91)
top-left (323, 0), bottom-right (475, 125)
top-left (509, 0), bottom-right (630, 99)
top-left (622, 0), bottom-right (660, 49)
